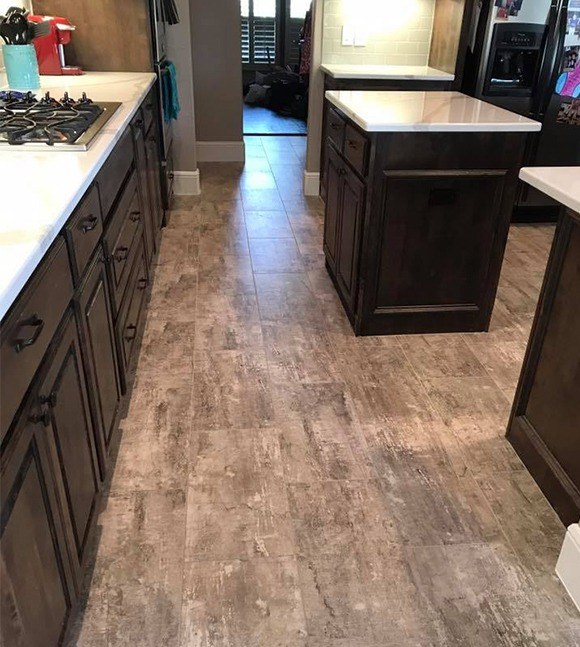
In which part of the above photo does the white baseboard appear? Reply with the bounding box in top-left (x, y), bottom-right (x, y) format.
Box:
top-left (303, 171), bottom-right (320, 197)
top-left (196, 141), bottom-right (245, 162)
top-left (556, 523), bottom-right (580, 612)
top-left (173, 170), bottom-right (200, 195)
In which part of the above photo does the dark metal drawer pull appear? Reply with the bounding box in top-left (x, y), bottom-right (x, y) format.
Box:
top-left (39, 392), bottom-right (57, 408)
top-left (347, 140), bottom-right (358, 149)
top-left (125, 324), bottom-right (137, 341)
top-left (13, 315), bottom-right (44, 353)
top-left (80, 215), bottom-right (99, 233)
top-left (133, 118), bottom-right (144, 129)
top-left (137, 277), bottom-right (148, 290)
top-left (330, 123), bottom-right (341, 131)
top-left (29, 410), bottom-right (50, 427)
top-left (114, 247), bottom-right (130, 263)
top-left (130, 211), bottom-right (141, 223)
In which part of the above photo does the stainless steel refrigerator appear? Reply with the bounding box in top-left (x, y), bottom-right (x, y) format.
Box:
top-left (462, 0), bottom-right (580, 221)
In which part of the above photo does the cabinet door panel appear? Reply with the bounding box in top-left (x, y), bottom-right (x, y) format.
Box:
top-left (1, 407), bottom-right (76, 647)
top-left (323, 145), bottom-right (342, 271)
top-left (376, 171), bottom-right (506, 310)
top-left (145, 129), bottom-right (164, 237)
top-left (40, 310), bottom-right (100, 562)
top-left (337, 168), bottom-right (365, 311)
top-left (78, 252), bottom-right (122, 468)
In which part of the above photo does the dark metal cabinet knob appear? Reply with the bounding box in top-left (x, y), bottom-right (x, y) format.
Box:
top-left (114, 247), bottom-right (130, 263)
top-left (130, 211), bottom-right (141, 223)
top-left (125, 324), bottom-right (137, 341)
top-left (39, 392), bottom-right (57, 408)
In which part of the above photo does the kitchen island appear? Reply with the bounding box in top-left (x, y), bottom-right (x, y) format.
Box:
top-left (322, 90), bottom-right (541, 335)
top-left (507, 167), bottom-right (580, 526)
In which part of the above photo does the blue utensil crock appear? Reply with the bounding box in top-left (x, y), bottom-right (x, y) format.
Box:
top-left (3, 44), bottom-right (41, 91)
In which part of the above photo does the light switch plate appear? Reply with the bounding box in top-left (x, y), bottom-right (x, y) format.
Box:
top-left (354, 29), bottom-right (368, 47)
top-left (342, 24), bottom-right (355, 46)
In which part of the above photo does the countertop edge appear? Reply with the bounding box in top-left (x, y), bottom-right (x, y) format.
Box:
top-left (520, 167), bottom-right (580, 214)
top-left (0, 74), bottom-right (156, 323)
top-left (325, 91), bottom-right (543, 134)
top-left (320, 64), bottom-right (455, 81)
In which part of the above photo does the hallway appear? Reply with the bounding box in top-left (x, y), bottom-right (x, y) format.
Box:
top-left (69, 138), bottom-right (580, 646)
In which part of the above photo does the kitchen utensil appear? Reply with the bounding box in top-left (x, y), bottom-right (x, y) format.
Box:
top-left (27, 21), bottom-right (51, 41)
top-left (8, 12), bottom-right (29, 44)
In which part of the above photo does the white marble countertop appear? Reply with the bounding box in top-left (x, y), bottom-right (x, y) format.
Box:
top-left (520, 167), bottom-right (580, 214)
top-left (321, 64), bottom-right (455, 82)
top-left (0, 72), bottom-right (156, 322)
top-left (325, 90), bottom-right (542, 133)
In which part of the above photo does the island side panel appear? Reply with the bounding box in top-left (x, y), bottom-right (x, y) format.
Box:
top-left (506, 208), bottom-right (580, 526)
top-left (358, 131), bottom-right (526, 335)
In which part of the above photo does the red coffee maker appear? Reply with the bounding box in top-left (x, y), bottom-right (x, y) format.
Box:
top-left (28, 15), bottom-right (83, 76)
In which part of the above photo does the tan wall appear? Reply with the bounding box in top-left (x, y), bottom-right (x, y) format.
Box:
top-left (322, 0), bottom-right (436, 66)
top-left (189, 0), bottom-right (243, 143)
top-left (167, 0), bottom-right (197, 171)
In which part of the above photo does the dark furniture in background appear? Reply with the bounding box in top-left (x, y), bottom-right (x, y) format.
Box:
top-left (0, 84), bottom-right (164, 647)
top-left (322, 103), bottom-right (528, 336)
top-left (507, 206), bottom-right (580, 526)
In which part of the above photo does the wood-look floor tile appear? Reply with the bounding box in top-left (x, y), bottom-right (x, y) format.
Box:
top-left (245, 210), bottom-right (294, 238)
top-left (262, 322), bottom-right (340, 384)
top-left (463, 336), bottom-right (526, 395)
top-left (242, 188), bottom-right (286, 211)
top-left (405, 542), bottom-right (579, 647)
top-left (474, 470), bottom-right (568, 575)
top-left (188, 428), bottom-right (285, 504)
top-left (250, 237), bottom-right (305, 273)
top-left (197, 253), bottom-right (255, 295)
top-left (136, 319), bottom-right (195, 377)
top-left (149, 266), bottom-right (197, 322)
top-left (184, 497), bottom-right (296, 561)
top-left (179, 558), bottom-right (307, 647)
top-left (110, 380), bottom-right (192, 492)
top-left (422, 376), bottom-right (512, 435)
top-left (193, 350), bottom-right (274, 430)
top-left (279, 422), bottom-right (373, 483)
top-left (255, 273), bottom-right (325, 327)
top-left (195, 291), bottom-right (263, 353)
top-left (398, 334), bottom-right (488, 379)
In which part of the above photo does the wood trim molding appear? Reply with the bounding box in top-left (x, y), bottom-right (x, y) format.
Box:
top-left (303, 171), bottom-right (321, 196)
top-left (173, 170), bottom-right (201, 195)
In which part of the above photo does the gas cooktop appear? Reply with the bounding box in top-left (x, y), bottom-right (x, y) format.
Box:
top-left (0, 91), bottom-right (121, 150)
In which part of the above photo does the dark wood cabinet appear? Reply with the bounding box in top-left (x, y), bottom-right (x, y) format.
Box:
top-left (324, 145), bottom-right (365, 313)
top-left (507, 208), bottom-right (580, 526)
top-left (1, 390), bottom-right (77, 647)
top-left (0, 83), bottom-right (164, 647)
top-left (322, 105), bottom-right (527, 336)
top-left (39, 309), bottom-right (101, 567)
top-left (132, 114), bottom-right (157, 265)
top-left (76, 250), bottom-right (122, 476)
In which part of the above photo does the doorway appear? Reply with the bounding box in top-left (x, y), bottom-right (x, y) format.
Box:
top-left (241, 0), bottom-right (311, 136)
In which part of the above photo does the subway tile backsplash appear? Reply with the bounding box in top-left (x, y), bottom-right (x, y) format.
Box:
top-left (322, 0), bottom-right (436, 66)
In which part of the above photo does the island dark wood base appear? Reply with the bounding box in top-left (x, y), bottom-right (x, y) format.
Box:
top-left (506, 207), bottom-right (580, 526)
top-left (322, 104), bottom-right (528, 336)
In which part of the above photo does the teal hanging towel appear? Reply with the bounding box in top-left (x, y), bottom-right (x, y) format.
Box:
top-left (162, 61), bottom-right (180, 122)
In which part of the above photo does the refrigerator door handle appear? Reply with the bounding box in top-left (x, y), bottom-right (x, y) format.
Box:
top-left (535, 2), bottom-right (569, 117)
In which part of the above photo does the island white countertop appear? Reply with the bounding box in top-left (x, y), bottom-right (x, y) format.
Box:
top-left (325, 90), bottom-right (543, 133)
top-left (519, 167), bottom-right (580, 214)
top-left (321, 64), bottom-right (455, 82)
top-left (0, 71), bottom-right (156, 322)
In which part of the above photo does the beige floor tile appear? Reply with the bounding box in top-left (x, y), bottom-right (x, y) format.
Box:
top-left (179, 558), bottom-right (307, 647)
top-left (249, 237), bottom-right (305, 273)
top-left (244, 210), bottom-right (294, 238)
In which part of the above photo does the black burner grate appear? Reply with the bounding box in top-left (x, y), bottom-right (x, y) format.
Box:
top-left (0, 92), bottom-right (105, 146)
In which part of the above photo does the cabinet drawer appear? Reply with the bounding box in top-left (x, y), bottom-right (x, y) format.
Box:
top-left (344, 125), bottom-right (369, 177)
top-left (116, 242), bottom-right (148, 377)
top-left (0, 239), bottom-right (73, 444)
top-left (96, 128), bottom-right (133, 221)
top-left (327, 107), bottom-right (346, 150)
top-left (104, 171), bottom-right (143, 314)
top-left (142, 88), bottom-right (156, 134)
top-left (65, 184), bottom-right (103, 283)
